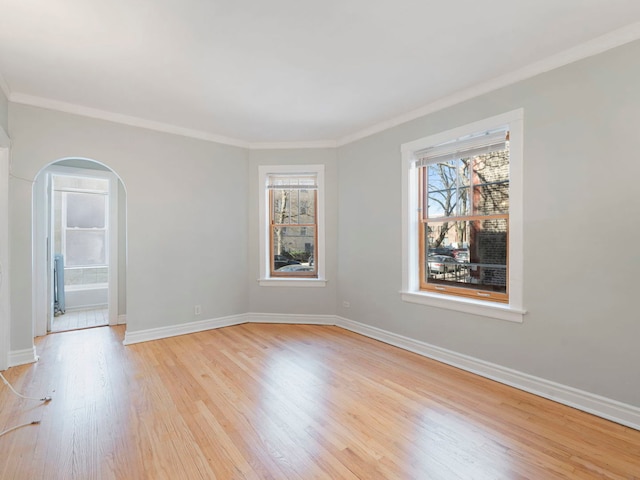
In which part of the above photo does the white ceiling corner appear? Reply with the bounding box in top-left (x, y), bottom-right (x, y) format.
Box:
top-left (1, 1), bottom-right (640, 148)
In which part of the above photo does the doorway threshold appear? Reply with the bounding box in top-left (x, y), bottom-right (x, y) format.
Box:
top-left (51, 308), bottom-right (108, 333)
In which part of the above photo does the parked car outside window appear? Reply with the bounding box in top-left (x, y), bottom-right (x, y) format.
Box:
top-left (274, 255), bottom-right (300, 270)
top-left (427, 254), bottom-right (460, 274)
top-left (276, 264), bottom-right (314, 272)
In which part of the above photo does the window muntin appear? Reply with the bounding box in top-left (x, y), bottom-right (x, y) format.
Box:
top-left (267, 173), bottom-right (318, 278)
top-left (418, 130), bottom-right (510, 303)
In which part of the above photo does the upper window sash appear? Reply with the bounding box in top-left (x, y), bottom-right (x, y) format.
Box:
top-left (413, 129), bottom-right (508, 166)
top-left (266, 174), bottom-right (318, 190)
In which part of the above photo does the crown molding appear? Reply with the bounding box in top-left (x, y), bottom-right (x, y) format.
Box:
top-left (248, 140), bottom-right (337, 150)
top-left (5, 21), bottom-right (640, 150)
top-left (9, 93), bottom-right (251, 148)
top-left (335, 21), bottom-right (640, 147)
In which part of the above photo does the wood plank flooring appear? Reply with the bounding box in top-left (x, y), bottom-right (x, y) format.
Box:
top-left (51, 308), bottom-right (108, 333)
top-left (1, 324), bottom-right (639, 479)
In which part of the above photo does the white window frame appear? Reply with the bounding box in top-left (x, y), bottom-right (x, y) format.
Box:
top-left (401, 110), bottom-right (526, 322)
top-left (59, 185), bottom-right (109, 270)
top-left (258, 165), bottom-right (326, 287)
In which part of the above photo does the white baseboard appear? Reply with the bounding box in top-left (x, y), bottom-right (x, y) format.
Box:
top-left (117, 314), bottom-right (127, 325)
top-left (117, 311), bottom-right (640, 431)
top-left (247, 312), bottom-right (335, 325)
top-left (9, 346), bottom-right (38, 367)
top-left (123, 313), bottom-right (333, 345)
top-left (334, 316), bottom-right (640, 431)
top-left (122, 313), bottom-right (249, 345)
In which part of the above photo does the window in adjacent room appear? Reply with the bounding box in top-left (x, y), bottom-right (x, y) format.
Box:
top-left (401, 110), bottom-right (525, 322)
top-left (258, 165), bottom-right (325, 286)
top-left (53, 175), bottom-right (110, 287)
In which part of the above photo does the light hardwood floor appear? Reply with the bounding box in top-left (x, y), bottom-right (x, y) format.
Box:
top-left (1, 324), bottom-right (638, 479)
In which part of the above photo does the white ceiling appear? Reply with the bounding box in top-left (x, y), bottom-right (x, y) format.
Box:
top-left (1, 0), bottom-right (640, 147)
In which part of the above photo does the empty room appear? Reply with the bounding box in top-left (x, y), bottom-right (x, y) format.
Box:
top-left (1, 1), bottom-right (640, 478)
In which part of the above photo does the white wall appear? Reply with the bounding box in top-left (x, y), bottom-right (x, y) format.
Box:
top-left (65, 287), bottom-right (108, 310)
top-left (8, 105), bottom-right (250, 351)
top-left (248, 148), bottom-right (338, 315)
top-left (336, 40), bottom-right (640, 408)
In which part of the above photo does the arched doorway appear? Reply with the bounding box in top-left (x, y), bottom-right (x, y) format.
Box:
top-left (32, 158), bottom-right (127, 336)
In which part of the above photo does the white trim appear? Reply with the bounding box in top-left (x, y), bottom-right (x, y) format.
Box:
top-left (122, 313), bottom-right (249, 345)
top-left (400, 292), bottom-right (525, 323)
top-left (107, 171), bottom-right (119, 326)
top-left (249, 140), bottom-right (338, 150)
top-left (258, 278), bottom-right (327, 288)
top-left (258, 164), bottom-right (326, 285)
top-left (0, 145), bottom-right (10, 370)
top-left (401, 109), bottom-right (525, 322)
top-left (6, 23), bottom-right (640, 149)
top-left (10, 93), bottom-right (250, 149)
top-left (122, 313), bottom-right (335, 345)
top-left (334, 316), bottom-right (640, 431)
top-left (247, 313), bottom-right (334, 325)
top-left (8, 346), bottom-right (38, 367)
top-left (117, 314), bottom-right (127, 325)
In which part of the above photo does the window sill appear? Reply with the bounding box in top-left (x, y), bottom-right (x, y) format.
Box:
top-left (259, 278), bottom-right (327, 288)
top-left (401, 290), bottom-right (525, 323)
top-left (65, 283), bottom-right (108, 291)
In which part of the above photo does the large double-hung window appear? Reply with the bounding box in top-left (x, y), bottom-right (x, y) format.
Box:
top-left (402, 110), bottom-right (525, 322)
top-left (418, 128), bottom-right (510, 302)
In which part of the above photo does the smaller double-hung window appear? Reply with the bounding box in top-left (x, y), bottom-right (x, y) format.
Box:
top-left (268, 173), bottom-right (318, 277)
top-left (259, 165), bottom-right (325, 285)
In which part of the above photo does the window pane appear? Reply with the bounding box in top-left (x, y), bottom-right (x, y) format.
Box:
top-left (427, 161), bottom-right (457, 218)
top-left (66, 230), bottom-right (106, 266)
top-left (427, 187), bottom-right (457, 219)
top-left (473, 181), bottom-right (509, 215)
top-left (426, 159), bottom-right (474, 218)
top-left (54, 176), bottom-right (108, 192)
top-left (64, 266), bottom-right (108, 286)
top-left (271, 226), bottom-right (315, 273)
top-left (66, 192), bottom-right (106, 228)
top-left (425, 219), bottom-right (507, 293)
top-left (272, 189), bottom-right (315, 225)
top-left (472, 150), bottom-right (509, 215)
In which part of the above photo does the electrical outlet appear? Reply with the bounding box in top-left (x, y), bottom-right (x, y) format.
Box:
top-left (342, 301), bottom-right (350, 308)
top-left (194, 305), bottom-right (202, 315)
